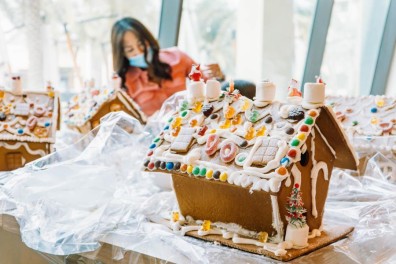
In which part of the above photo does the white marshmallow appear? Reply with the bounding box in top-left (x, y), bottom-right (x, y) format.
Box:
top-left (303, 83), bottom-right (325, 103)
top-left (205, 79), bottom-right (221, 99)
top-left (255, 81), bottom-right (276, 102)
top-left (187, 81), bottom-right (205, 100)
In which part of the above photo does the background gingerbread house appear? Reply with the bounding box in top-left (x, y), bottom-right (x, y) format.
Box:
top-left (64, 76), bottom-right (146, 134)
top-left (0, 78), bottom-right (60, 171)
top-left (143, 71), bottom-right (358, 260)
top-left (326, 95), bottom-right (396, 175)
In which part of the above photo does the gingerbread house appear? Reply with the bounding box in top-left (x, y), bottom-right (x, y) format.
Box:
top-left (0, 78), bottom-right (60, 171)
top-left (64, 75), bottom-right (146, 134)
top-left (143, 67), bottom-right (358, 260)
top-left (326, 95), bottom-right (396, 174)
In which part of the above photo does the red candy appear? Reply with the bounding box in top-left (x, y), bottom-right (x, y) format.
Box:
top-left (147, 150), bottom-right (153, 157)
top-left (148, 162), bottom-right (155, 170)
top-left (288, 149), bottom-right (297, 158)
top-left (300, 125), bottom-right (309, 132)
top-left (198, 125), bottom-right (208, 136)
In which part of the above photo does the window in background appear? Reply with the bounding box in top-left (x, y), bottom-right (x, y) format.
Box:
top-left (0, 0), bottom-right (161, 97)
top-left (321, 0), bottom-right (391, 96)
top-left (178, 0), bottom-right (238, 78)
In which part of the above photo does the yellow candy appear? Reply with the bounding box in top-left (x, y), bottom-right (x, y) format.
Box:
top-left (232, 114), bottom-right (242, 125)
top-left (187, 165), bottom-right (193, 174)
top-left (172, 211), bottom-right (180, 222)
top-left (224, 106), bottom-right (236, 119)
top-left (206, 169), bottom-right (213, 179)
top-left (220, 172), bottom-right (228, 182)
top-left (202, 220), bottom-right (211, 231)
top-left (103, 89), bottom-right (109, 95)
top-left (172, 117), bottom-right (182, 129)
top-left (258, 231), bottom-right (268, 243)
top-left (375, 97), bottom-right (385, 107)
top-left (220, 119), bottom-right (231, 129)
top-left (48, 91), bottom-right (55, 98)
top-left (0, 90), bottom-right (4, 99)
top-left (244, 127), bottom-right (255, 140)
top-left (297, 133), bottom-right (306, 140)
top-left (172, 126), bottom-right (181, 137)
top-left (193, 101), bottom-right (203, 113)
top-left (241, 99), bottom-right (250, 111)
top-left (371, 117), bottom-right (379, 125)
top-left (210, 129), bottom-right (217, 134)
top-left (256, 126), bottom-right (266, 136)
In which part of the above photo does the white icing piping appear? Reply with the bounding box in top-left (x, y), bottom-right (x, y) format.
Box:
top-left (314, 124), bottom-right (336, 158)
top-left (270, 195), bottom-right (284, 243)
top-left (291, 164), bottom-right (301, 188)
top-left (310, 161), bottom-right (328, 218)
top-left (0, 142), bottom-right (47, 157)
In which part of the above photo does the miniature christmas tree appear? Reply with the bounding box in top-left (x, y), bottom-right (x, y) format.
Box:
top-left (286, 183), bottom-right (307, 228)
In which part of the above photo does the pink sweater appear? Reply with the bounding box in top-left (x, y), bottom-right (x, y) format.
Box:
top-left (125, 47), bottom-right (195, 116)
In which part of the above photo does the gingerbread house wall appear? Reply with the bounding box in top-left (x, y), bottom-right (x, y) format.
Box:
top-left (278, 126), bottom-right (335, 232)
top-left (0, 141), bottom-right (51, 171)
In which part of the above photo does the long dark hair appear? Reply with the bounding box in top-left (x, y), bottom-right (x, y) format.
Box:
top-left (111, 17), bottom-right (172, 86)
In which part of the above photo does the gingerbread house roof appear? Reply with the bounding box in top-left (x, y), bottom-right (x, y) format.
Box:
top-left (144, 88), bottom-right (358, 191)
top-left (64, 87), bottom-right (146, 127)
top-left (326, 95), bottom-right (396, 157)
top-left (0, 89), bottom-right (60, 144)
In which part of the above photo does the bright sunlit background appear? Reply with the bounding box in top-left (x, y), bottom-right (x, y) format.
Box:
top-left (0, 0), bottom-right (395, 99)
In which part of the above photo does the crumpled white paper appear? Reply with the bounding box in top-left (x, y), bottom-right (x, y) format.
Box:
top-left (0, 93), bottom-right (395, 263)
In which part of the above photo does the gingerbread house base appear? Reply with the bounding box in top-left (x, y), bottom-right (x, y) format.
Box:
top-left (185, 225), bottom-right (353, 261)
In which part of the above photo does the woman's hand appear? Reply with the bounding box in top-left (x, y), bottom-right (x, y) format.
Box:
top-left (201, 63), bottom-right (225, 81)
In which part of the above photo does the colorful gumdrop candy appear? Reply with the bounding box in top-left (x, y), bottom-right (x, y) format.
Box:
top-left (179, 100), bottom-right (189, 111)
top-left (189, 118), bottom-right (198, 127)
top-left (205, 134), bottom-right (220, 156)
top-left (220, 141), bottom-right (238, 163)
top-left (244, 127), bottom-right (255, 140)
top-left (256, 126), bottom-right (266, 136)
top-left (232, 114), bottom-right (242, 125)
top-left (202, 220), bottom-right (211, 231)
top-left (241, 99), bottom-right (250, 111)
top-left (224, 106), bottom-right (236, 119)
top-left (220, 119), bottom-right (231, 129)
top-left (198, 125), bottom-right (208, 136)
top-left (172, 211), bottom-right (180, 222)
top-left (172, 117), bottom-right (182, 129)
top-left (248, 110), bottom-right (259, 123)
top-left (192, 101), bottom-right (203, 113)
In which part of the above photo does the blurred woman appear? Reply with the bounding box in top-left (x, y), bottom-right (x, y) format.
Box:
top-left (111, 17), bottom-right (224, 116)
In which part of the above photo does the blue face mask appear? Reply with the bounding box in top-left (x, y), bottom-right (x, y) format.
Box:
top-left (128, 54), bottom-right (148, 68)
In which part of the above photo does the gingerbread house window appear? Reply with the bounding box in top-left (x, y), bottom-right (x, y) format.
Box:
top-left (251, 138), bottom-right (281, 166)
top-left (6, 152), bottom-right (23, 170)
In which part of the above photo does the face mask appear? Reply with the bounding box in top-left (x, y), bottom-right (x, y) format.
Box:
top-left (128, 48), bottom-right (153, 69)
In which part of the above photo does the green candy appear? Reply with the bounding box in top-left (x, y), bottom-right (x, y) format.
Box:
top-left (291, 139), bottom-right (300, 147)
top-left (305, 117), bottom-right (314, 125)
top-left (199, 168), bottom-right (207, 176)
top-left (352, 121), bottom-right (358, 126)
top-left (181, 110), bottom-right (188, 117)
top-left (153, 137), bottom-right (161, 143)
top-left (249, 111), bottom-right (259, 123)
top-left (180, 101), bottom-right (189, 111)
top-left (192, 167), bottom-right (200, 176)
top-left (168, 117), bottom-right (173, 123)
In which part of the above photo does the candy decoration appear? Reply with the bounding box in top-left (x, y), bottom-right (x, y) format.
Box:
top-left (244, 127), bottom-right (255, 140)
top-left (370, 117), bottom-right (379, 125)
top-left (198, 125), bottom-right (208, 136)
top-left (0, 112), bottom-right (5, 121)
top-left (224, 106), bottom-right (236, 119)
top-left (189, 119), bottom-right (198, 127)
top-left (297, 133), bottom-right (306, 141)
top-left (166, 162), bottom-right (174, 170)
top-left (160, 161), bottom-right (166, 170)
top-left (187, 165), bottom-right (193, 174)
top-left (147, 150), bottom-right (153, 157)
top-left (370, 107), bottom-right (378, 113)
top-left (258, 232), bottom-right (269, 243)
top-left (305, 117), bottom-right (314, 125)
top-left (307, 110), bottom-right (318, 117)
top-left (205, 134), bottom-right (220, 156)
top-left (220, 119), bottom-right (231, 129)
top-left (290, 139), bottom-right (300, 147)
top-left (256, 126), bottom-right (266, 136)
top-left (180, 164), bottom-right (188, 172)
top-left (164, 125), bottom-right (170, 130)
top-left (277, 166), bottom-right (287, 175)
top-left (288, 107), bottom-right (305, 121)
top-left (202, 104), bottom-right (214, 117)
top-left (155, 160), bottom-right (161, 169)
top-left (148, 162), bottom-right (155, 170)
top-left (285, 127), bottom-right (295, 135)
top-left (205, 169), bottom-right (214, 179)
top-left (202, 220), bottom-right (211, 231)
top-left (299, 125), bottom-right (309, 132)
top-left (172, 117), bottom-right (182, 129)
top-left (144, 160), bottom-right (150, 167)
top-left (210, 113), bottom-right (219, 120)
top-left (193, 166), bottom-right (200, 176)
top-left (232, 114), bottom-right (242, 125)
top-left (241, 99), bottom-right (250, 111)
top-left (172, 126), bottom-right (181, 137)
top-left (181, 110), bottom-right (189, 118)
top-left (239, 140), bottom-right (248, 148)
top-left (248, 110), bottom-right (259, 123)
top-left (149, 143), bottom-right (156, 149)
top-left (180, 101), bottom-right (189, 111)
top-left (220, 172), bottom-right (228, 182)
top-left (168, 117), bottom-right (174, 123)
top-left (26, 116), bottom-right (38, 130)
top-left (189, 64), bottom-right (202, 81)
top-left (153, 137), bottom-right (161, 143)
top-left (352, 121), bottom-right (358, 126)
top-left (280, 157), bottom-right (290, 166)
top-left (220, 142), bottom-right (238, 163)
top-left (174, 162), bottom-right (181, 170)
top-left (34, 105), bottom-right (46, 117)
top-left (375, 97), bottom-right (385, 107)
top-left (199, 168), bottom-right (207, 177)
top-left (287, 149), bottom-right (297, 158)
top-left (264, 116), bottom-right (273, 124)
top-left (213, 171), bottom-right (221, 180)
top-left (192, 101), bottom-right (203, 113)
top-left (172, 212), bottom-right (180, 222)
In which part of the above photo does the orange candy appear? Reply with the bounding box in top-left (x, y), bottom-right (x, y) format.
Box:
top-left (244, 127), bottom-right (255, 140)
top-left (189, 119), bottom-right (198, 127)
top-left (220, 119), bottom-right (231, 129)
top-left (225, 106), bottom-right (236, 119)
top-left (277, 166), bottom-right (287, 175)
top-left (308, 110), bottom-right (318, 117)
top-left (232, 114), bottom-right (242, 125)
top-left (256, 126), bottom-right (266, 136)
top-left (172, 126), bottom-right (181, 136)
